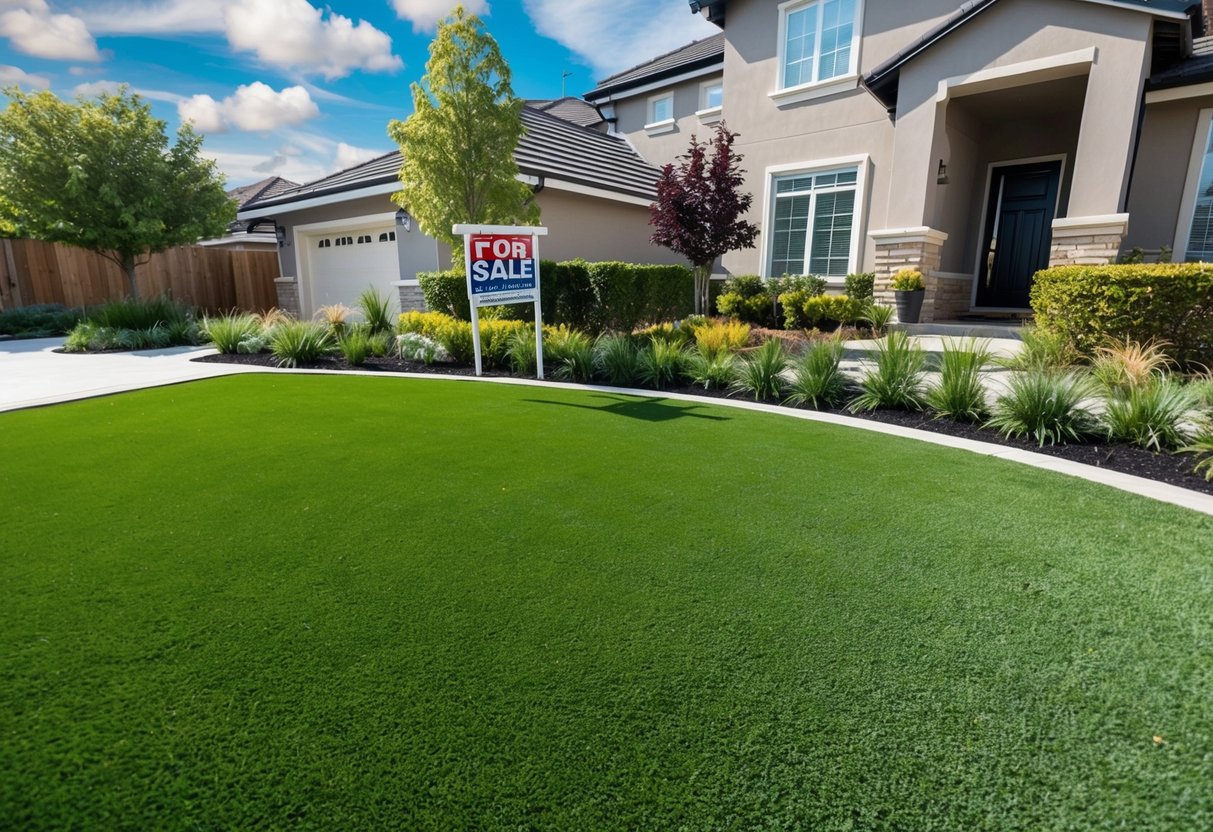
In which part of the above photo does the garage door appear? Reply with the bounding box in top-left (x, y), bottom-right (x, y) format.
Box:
top-left (304, 225), bottom-right (399, 315)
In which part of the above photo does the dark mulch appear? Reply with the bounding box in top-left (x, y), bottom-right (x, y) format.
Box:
top-left (193, 351), bottom-right (1213, 497)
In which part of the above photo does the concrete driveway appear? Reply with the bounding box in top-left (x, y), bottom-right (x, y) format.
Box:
top-left (0, 337), bottom-right (251, 412)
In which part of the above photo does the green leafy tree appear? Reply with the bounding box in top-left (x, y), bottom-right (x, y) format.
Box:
top-left (0, 87), bottom-right (233, 298)
top-left (388, 4), bottom-right (537, 262)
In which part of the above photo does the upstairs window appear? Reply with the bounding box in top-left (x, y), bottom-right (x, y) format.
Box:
top-left (648, 93), bottom-right (673, 126)
top-left (701, 81), bottom-right (723, 111)
top-left (780, 0), bottom-right (859, 90)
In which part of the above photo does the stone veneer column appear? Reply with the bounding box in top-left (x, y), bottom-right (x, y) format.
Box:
top-left (274, 276), bottom-right (301, 318)
top-left (394, 279), bottom-right (426, 313)
top-left (1049, 215), bottom-right (1130, 266)
top-left (869, 227), bottom-right (950, 323)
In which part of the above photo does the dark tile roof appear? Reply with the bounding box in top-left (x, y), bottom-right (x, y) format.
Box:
top-left (1148, 51), bottom-right (1213, 89)
top-left (527, 97), bottom-right (607, 129)
top-left (227, 176), bottom-right (299, 209)
top-left (864, 0), bottom-right (1197, 110)
top-left (242, 106), bottom-right (662, 213)
top-left (584, 33), bottom-right (724, 101)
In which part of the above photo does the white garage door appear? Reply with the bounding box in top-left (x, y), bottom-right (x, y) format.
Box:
top-left (304, 225), bottom-right (399, 315)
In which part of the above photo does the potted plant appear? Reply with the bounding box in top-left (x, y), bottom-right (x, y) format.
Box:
top-left (890, 269), bottom-right (925, 324)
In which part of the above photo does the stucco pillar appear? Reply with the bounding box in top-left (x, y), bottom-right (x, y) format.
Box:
top-left (870, 227), bottom-right (955, 323)
top-left (394, 279), bottom-right (426, 313)
top-left (1067, 42), bottom-right (1148, 219)
top-left (274, 276), bottom-right (301, 318)
top-left (1049, 215), bottom-right (1129, 266)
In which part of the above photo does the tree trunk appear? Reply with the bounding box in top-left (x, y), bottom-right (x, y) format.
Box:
top-left (123, 255), bottom-right (139, 300)
top-left (694, 263), bottom-right (711, 316)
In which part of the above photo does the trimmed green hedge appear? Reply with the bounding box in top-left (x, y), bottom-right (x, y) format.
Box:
top-left (1031, 264), bottom-right (1213, 368)
top-left (418, 260), bottom-right (693, 332)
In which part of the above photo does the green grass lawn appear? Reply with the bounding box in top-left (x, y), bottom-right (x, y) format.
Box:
top-left (2, 375), bottom-right (1211, 830)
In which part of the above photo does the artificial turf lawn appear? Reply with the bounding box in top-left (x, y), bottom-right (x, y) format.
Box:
top-left (1, 375), bottom-right (1211, 830)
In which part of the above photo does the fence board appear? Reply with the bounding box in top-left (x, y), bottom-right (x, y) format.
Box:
top-left (0, 239), bottom-right (280, 313)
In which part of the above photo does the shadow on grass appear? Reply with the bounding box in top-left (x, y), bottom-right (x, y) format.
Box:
top-left (522, 394), bottom-right (731, 423)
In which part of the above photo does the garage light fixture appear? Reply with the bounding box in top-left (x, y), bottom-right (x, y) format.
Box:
top-left (275, 224), bottom-right (286, 246)
top-left (395, 209), bottom-right (411, 232)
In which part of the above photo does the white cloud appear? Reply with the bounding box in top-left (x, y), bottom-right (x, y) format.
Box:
top-left (178, 82), bottom-right (319, 134)
top-left (0, 0), bottom-right (101, 61)
top-left (333, 142), bottom-right (381, 171)
top-left (204, 147), bottom-right (328, 188)
top-left (391, 0), bottom-right (489, 33)
top-left (522, 0), bottom-right (716, 79)
top-left (224, 0), bottom-right (402, 80)
top-left (0, 63), bottom-right (50, 88)
top-left (75, 0), bottom-right (224, 34)
top-left (72, 79), bottom-right (184, 103)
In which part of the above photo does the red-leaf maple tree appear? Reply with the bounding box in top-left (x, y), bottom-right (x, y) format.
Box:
top-left (649, 123), bottom-right (759, 314)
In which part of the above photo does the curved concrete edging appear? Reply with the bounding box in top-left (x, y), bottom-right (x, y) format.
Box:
top-left (3, 342), bottom-right (1211, 518)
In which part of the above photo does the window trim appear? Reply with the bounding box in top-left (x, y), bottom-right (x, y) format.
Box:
top-left (1174, 107), bottom-right (1213, 261)
top-left (774, 0), bottom-right (864, 101)
top-left (645, 92), bottom-right (676, 135)
top-left (697, 79), bottom-right (724, 124)
top-left (761, 154), bottom-right (870, 281)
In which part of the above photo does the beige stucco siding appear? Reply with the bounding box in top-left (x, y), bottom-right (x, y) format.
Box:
top-left (610, 73), bottom-right (724, 166)
top-left (1125, 96), bottom-right (1213, 254)
top-left (532, 188), bottom-right (685, 265)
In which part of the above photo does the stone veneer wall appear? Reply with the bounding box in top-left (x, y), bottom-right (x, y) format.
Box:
top-left (274, 276), bottom-right (300, 318)
top-left (871, 228), bottom-right (951, 322)
top-left (1048, 215), bottom-right (1129, 267)
top-left (396, 281), bottom-right (426, 313)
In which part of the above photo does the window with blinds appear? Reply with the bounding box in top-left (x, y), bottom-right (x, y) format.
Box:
top-left (769, 167), bottom-right (857, 277)
top-left (1187, 127), bottom-right (1213, 261)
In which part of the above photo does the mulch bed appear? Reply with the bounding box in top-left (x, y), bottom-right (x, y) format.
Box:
top-left (193, 351), bottom-right (1213, 497)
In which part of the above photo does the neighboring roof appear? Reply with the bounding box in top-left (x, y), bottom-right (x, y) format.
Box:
top-left (1147, 50), bottom-right (1213, 88)
top-left (583, 33), bottom-right (724, 101)
top-left (241, 105), bottom-right (662, 214)
top-left (226, 176), bottom-right (299, 210)
top-left (863, 0), bottom-right (1198, 110)
top-left (527, 97), bottom-right (607, 128)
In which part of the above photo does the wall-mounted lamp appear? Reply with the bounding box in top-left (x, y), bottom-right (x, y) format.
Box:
top-left (936, 159), bottom-right (949, 186)
top-left (274, 224), bottom-right (286, 246)
top-left (395, 208), bottom-right (412, 232)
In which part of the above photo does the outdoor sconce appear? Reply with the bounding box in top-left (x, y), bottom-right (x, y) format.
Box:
top-left (274, 224), bottom-right (286, 246)
top-left (395, 208), bottom-right (412, 232)
top-left (936, 159), bottom-right (949, 186)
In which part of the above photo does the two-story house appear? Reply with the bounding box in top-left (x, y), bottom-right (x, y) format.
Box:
top-left (586, 0), bottom-right (1213, 323)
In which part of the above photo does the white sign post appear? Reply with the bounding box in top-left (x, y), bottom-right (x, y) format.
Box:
top-left (453, 223), bottom-right (548, 379)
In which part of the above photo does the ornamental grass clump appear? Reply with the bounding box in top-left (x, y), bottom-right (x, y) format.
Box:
top-left (861, 303), bottom-right (895, 337)
top-left (91, 295), bottom-right (190, 331)
top-left (925, 338), bottom-right (993, 421)
top-left (434, 319), bottom-right (474, 365)
top-left (203, 314), bottom-right (262, 354)
top-left (314, 304), bottom-right (353, 336)
top-left (684, 350), bottom-right (739, 390)
top-left (594, 333), bottom-right (642, 387)
top-left (1000, 326), bottom-right (1080, 372)
top-left (785, 338), bottom-right (847, 409)
top-left (356, 286), bottom-right (395, 335)
top-left (505, 327), bottom-right (538, 376)
top-left (849, 330), bottom-right (927, 411)
top-left (269, 321), bottom-right (332, 368)
top-left (729, 338), bottom-right (787, 401)
top-left (1090, 337), bottom-right (1172, 395)
top-left (985, 370), bottom-right (1098, 446)
top-left (638, 339), bottom-right (686, 390)
top-left (1184, 431), bottom-right (1213, 480)
top-left (337, 327), bottom-right (374, 366)
top-left (546, 326), bottom-right (596, 383)
top-left (1102, 378), bottom-right (1205, 452)
top-left (690, 319), bottom-right (750, 359)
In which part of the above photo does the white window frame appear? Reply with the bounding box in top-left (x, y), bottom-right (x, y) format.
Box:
top-left (772, 0), bottom-right (864, 107)
top-left (697, 79), bottom-right (723, 124)
top-left (645, 92), bottom-right (675, 135)
top-left (760, 154), bottom-right (870, 282)
top-left (1174, 107), bottom-right (1213, 261)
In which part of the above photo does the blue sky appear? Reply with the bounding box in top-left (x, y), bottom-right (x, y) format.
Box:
top-left (0, 1), bottom-right (716, 187)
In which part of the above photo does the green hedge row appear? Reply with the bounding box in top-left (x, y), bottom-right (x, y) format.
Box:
top-left (1031, 264), bottom-right (1213, 368)
top-left (418, 260), bottom-right (694, 333)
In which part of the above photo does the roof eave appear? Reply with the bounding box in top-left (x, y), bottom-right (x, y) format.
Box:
top-left (584, 53), bottom-right (725, 102)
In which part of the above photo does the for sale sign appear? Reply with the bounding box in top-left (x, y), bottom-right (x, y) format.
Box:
top-left (468, 234), bottom-right (538, 307)
top-left (453, 223), bottom-right (549, 378)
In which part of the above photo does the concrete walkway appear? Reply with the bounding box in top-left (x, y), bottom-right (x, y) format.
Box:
top-left (0, 335), bottom-right (1209, 517)
top-left (0, 337), bottom-right (255, 412)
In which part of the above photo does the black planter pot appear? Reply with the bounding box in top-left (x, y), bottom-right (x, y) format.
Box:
top-left (893, 290), bottom-right (925, 324)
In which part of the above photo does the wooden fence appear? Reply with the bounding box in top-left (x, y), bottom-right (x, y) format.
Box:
top-left (0, 238), bottom-right (281, 313)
